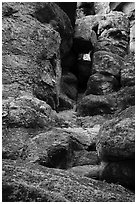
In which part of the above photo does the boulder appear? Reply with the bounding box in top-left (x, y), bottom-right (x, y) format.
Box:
top-left (25, 127), bottom-right (100, 169)
top-left (121, 53), bottom-right (135, 87)
top-left (96, 38), bottom-right (128, 58)
top-left (2, 2), bottom-right (74, 111)
top-left (25, 128), bottom-right (75, 169)
top-left (115, 86), bottom-right (135, 112)
top-left (2, 94), bottom-right (58, 128)
top-left (74, 15), bottom-right (100, 47)
top-left (2, 160), bottom-right (135, 202)
top-left (77, 94), bottom-right (116, 116)
top-left (100, 160), bottom-right (135, 190)
top-left (98, 11), bottom-right (130, 35)
top-left (57, 109), bottom-right (78, 128)
top-left (63, 126), bottom-right (100, 148)
top-left (92, 51), bottom-right (124, 78)
top-left (86, 73), bottom-right (119, 95)
top-left (97, 29), bottom-right (129, 57)
top-left (96, 117), bottom-right (135, 162)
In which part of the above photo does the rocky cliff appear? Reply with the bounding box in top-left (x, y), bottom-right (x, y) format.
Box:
top-left (2, 2), bottom-right (135, 202)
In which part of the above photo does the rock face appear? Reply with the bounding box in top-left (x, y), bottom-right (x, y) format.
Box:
top-left (2, 2), bottom-right (73, 111)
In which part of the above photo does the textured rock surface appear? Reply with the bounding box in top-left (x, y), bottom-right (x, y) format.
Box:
top-left (115, 86), bottom-right (135, 112)
top-left (77, 94), bottom-right (116, 116)
top-left (92, 51), bottom-right (124, 78)
top-left (96, 117), bottom-right (135, 161)
top-left (2, 94), bottom-right (58, 128)
top-left (98, 11), bottom-right (129, 35)
top-left (121, 53), bottom-right (135, 87)
top-left (75, 15), bottom-right (100, 45)
top-left (86, 73), bottom-right (119, 95)
top-left (3, 160), bottom-right (135, 202)
top-left (97, 11), bottom-right (130, 57)
top-left (73, 151), bottom-right (99, 166)
top-left (2, 2), bottom-right (74, 111)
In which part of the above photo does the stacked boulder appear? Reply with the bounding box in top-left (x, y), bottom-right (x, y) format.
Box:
top-left (76, 10), bottom-right (135, 116)
top-left (96, 109), bottom-right (135, 190)
top-left (75, 5), bottom-right (135, 190)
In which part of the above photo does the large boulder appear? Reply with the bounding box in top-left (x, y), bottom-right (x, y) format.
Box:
top-left (2, 94), bottom-right (58, 128)
top-left (92, 51), bottom-right (124, 78)
top-left (86, 73), bottom-right (119, 95)
top-left (100, 160), bottom-right (135, 190)
top-left (98, 11), bottom-right (130, 35)
top-left (97, 12), bottom-right (130, 57)
top-left (24, 127), bottom-right (100, 169)
top-left (2, 160), bottom-right (135, 202)
top-left (97, 29), bottom-right (129, 57)
top-left (77, 94), bottom-right (116, 116)
top-left (2, 2), bottom-right (73, 110)
top-left (96, 117), bottom-right (135, 162)
top-left (74, 15), bottom-right (99, 53)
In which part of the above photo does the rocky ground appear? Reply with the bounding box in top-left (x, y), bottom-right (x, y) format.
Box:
top-left (2, 2), bottom-right (135, 202)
